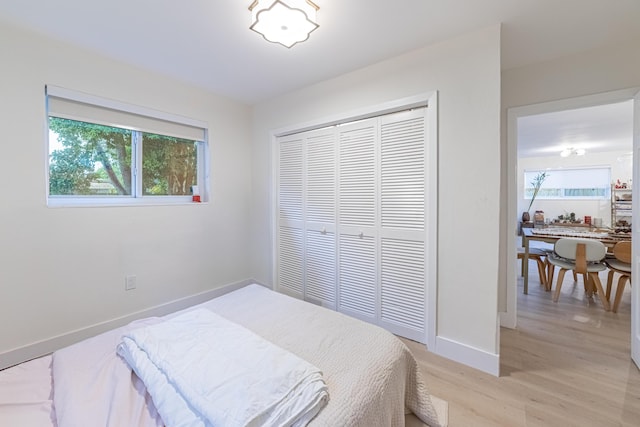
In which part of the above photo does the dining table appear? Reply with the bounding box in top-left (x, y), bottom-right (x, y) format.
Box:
top-left (520, 226), bottom-right (631, 294)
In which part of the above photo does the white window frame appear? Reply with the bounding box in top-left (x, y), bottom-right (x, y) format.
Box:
top-left (45, 85), bottom-right (209, 207)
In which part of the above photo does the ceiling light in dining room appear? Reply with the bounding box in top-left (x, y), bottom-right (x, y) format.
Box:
top-left (249, 0), bottom-right (319, 48)
top-left (560, 147), bottom-right (586, 157)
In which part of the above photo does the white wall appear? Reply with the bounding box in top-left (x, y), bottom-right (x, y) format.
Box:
top-left (0, 23), bottom-right (254, 355)
top-left (499, 38), bottom-right (640, 312)
top-left (518, 151), bottom-right (633, 227)
top-left (503, 39), bottom-right (640, 109)
top-left (251, 26), bottom-right (502, 373)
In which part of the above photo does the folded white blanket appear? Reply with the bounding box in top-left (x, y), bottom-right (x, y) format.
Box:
top-left (117, 309), bottom-right (329, 427)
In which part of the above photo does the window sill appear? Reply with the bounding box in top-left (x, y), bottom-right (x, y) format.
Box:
top-left (47, 196), bottom-right (207, 208)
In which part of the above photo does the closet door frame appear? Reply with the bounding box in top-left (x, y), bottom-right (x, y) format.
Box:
top-left (271, 92), bottom-right (439, 349)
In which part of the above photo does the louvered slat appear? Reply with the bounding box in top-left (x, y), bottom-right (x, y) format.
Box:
top-left (306, 132), bottom-right (335, 224)
top-left (339, 126), bottom-right (376, 227)
top-left (305, 230), bottom-right (336, 306)
top-left (279, 139), bottom-right (303, 222)
top-left (278, 226), bottom-right (304, 294)
top-left (339, 233), bottom-right (376, 319)
top-left (380, 238), bottom-right (425, 331)
top-left (381, 116), bottom-right (425, 230)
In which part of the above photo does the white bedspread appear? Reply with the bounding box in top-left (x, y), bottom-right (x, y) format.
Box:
top-left (45, 284), bottom-right (445, 427)
top-left (0, 355), bottom-right (56, 427)
top-left (198, 285), bottom-right (443, 427)
top-left (117, 309), bottom-right (329, 427)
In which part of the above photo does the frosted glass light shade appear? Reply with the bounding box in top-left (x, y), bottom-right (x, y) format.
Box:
top-left (560, 147), bottom-right (586, 157)
top-left (249, 0), bottom-right (319, 48)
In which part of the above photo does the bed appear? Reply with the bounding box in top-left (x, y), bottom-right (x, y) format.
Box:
top-left (0, 283), bottom-right (447, 426)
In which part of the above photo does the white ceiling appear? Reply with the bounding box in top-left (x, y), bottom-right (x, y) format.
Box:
top-left (1, 1), bottom-right (638, 156)
top-left (1, 0), bottom-right (639, 105)
top-left (517, 100), bottom-right (634, 158)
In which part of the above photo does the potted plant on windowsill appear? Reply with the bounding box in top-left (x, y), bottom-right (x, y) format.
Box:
top-left (523, 171), bottom-right (548, 222)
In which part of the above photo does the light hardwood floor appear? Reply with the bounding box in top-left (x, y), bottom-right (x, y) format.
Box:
top-left (403, 266), bottom-right (640, 426)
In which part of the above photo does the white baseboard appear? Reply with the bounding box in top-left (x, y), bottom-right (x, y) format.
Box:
top-left (0, 278), bottom-right (261, 370)
top-left (434, 336), bottom-right (500, 377)
top-left (500, 310), bottom-right (517, 329)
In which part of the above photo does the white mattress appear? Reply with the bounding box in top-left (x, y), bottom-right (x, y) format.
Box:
top-left (0, 284), bottom-right (447, 427)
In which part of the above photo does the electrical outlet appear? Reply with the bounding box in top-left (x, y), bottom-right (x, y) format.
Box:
top-left (125, 275), bottom-right (137, 291)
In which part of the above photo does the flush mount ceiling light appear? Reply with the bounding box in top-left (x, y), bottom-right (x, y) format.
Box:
top-left (249, 0), bottom-right (319, 48)
top-left (560, 147), bottom-right (586, 157)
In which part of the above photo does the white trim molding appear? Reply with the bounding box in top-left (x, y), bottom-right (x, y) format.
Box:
top-left (435, 336), bottom-right (500, 376)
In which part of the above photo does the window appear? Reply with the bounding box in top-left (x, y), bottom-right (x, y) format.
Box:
top-left (46, 86), bottom-right (208, 206)
top-left (524, 167), bottom-right (610, 200)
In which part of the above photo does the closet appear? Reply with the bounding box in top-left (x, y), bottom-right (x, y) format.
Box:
top-left (276, 108), bottom-right (430, 343)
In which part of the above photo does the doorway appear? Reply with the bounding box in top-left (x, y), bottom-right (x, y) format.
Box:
top-left (504, 88), bottom-right (640, 369)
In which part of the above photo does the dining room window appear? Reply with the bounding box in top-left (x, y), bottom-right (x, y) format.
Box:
top-left (524, 167), bottom-right (610, 200)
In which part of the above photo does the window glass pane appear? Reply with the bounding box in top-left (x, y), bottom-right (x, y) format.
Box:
top-left (563, 188), bottom-right (607, 197)
top-left (142, 133), bottom-right (197, 196)
top-left (49, 117), bottom-right (132, 196)
top-left (524, 167), bottom-right (610, 200)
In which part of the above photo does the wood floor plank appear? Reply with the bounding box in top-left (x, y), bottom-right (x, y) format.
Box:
top-left (403, 268), bottom-right (640, 426)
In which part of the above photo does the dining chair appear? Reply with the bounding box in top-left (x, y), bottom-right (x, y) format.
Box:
top-left (547, 238), bottom-right (610, 310)
top-left (517, 247), bottom-right (549, 289)
top-left (604, 241), bottom-right (632, 313)
top-left (546, 262), bottom-right (581, 292)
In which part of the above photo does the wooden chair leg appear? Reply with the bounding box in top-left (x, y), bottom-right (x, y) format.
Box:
top-left (606, 270), bottom-right (615, 300)
top-left (573, 271), bottom-right (578, 282)
top-left (612, 275), bottom-right (630, 313)
top-left (546, 263), bottom-right (555, 291)
top-left (553, 269), bottom-right (567, 302)
top-left (589, 272), bottom-right (611, 311)
top-left (583, 273), bottom-right (592, 296)
top-left (536, 259), bottom-right (547, 288)
top-left (519, 254), bottom-right (524, 277)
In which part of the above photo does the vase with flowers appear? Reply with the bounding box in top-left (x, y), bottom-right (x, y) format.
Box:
top-left (523, 171), bottom-right (548, 222)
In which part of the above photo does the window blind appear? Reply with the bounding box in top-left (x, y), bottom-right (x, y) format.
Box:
top-left (46, 85), bottom-right (206, 142)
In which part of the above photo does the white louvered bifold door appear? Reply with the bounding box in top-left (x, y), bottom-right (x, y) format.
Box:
top-left (337, 119), bottom-right (378, 323)
top-left (277, 137), bottom-right (305, 296)
top-left (379, 109), bottom-right (427, 342)
top-left (275, 107), bottom-right (429, 344)
top-left (304, 130), bottom-right (337, 309)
